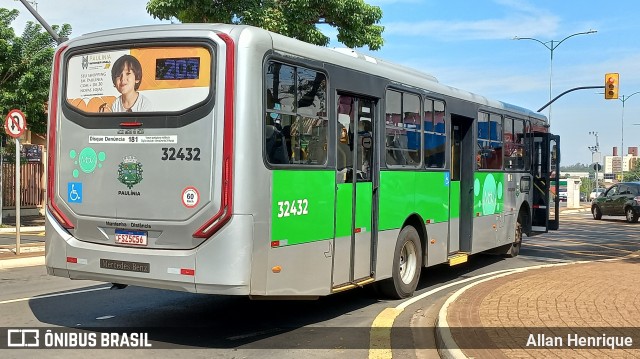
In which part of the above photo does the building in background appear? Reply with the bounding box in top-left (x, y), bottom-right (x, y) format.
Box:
top-left (603, 146), bottom-right (639, 183)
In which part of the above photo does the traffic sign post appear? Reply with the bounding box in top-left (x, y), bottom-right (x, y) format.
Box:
top-left (592, 162), bottom-right (601, 203)
top-left (4, 109), bottom-right (26, 255)
top-left (5, 109), bottom-right (26, 139)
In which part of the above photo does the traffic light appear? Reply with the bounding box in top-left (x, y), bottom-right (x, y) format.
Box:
top-left (605, 73), bottom-right (619, 99)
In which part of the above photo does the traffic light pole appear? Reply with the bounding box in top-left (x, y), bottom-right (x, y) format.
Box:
top-left (589, 132), bottom-right (600, 200)
top-left (537, 86), bottom-right (605, 113)
top-left (595, 164), bottom-right (599, 197)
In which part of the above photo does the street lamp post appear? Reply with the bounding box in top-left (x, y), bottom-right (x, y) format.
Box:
top-left (619, 92), bottom-right (640, 181)
top-left (14, 0), bottom-right (38, 11)
top-left (513, 30), bottom-right (597, 126)
top-left (588, 131), bottom-right (600, 196)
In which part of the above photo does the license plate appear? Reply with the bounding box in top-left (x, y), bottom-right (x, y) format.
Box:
top-left (115, 229), bottom-right (148, 246)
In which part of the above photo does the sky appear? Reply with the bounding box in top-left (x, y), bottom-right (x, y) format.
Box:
top-left (3, 0), bottom-right (640, 166)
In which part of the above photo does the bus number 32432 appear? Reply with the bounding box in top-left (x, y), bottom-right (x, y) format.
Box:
top-left (277, 199), bottom-right (309, 218)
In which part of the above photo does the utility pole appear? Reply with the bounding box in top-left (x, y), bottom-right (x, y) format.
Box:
top-left (588, 131), bottom-right (600, 196)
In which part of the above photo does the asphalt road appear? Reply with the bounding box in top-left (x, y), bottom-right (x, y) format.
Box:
top-left (0, 211), bottom-right (637, 359)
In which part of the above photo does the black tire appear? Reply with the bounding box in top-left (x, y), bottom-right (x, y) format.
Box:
top-left (375, 226), bottom-right (422, 299)
top-left (592, 206), bottom-right (602, 220)
top-left (503, 214), bottom-right (523, 258)
top-left (626, 207), bottom-right (639, 223)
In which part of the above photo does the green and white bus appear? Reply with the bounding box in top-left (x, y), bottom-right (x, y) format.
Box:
top-left (45, 24), bottom-right (560, 299)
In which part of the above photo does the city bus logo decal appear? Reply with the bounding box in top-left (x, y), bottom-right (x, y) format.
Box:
top-left (118, 156), bottom-right (143, 189)
top-left (474, 173), bottom-right (504, 215)
top-left (69, 147), bottom-right (106, 178)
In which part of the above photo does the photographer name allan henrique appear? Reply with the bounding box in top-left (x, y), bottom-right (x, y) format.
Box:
top-left (526, 333), bottom-right (633, 350)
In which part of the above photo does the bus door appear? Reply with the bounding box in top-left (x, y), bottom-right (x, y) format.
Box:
top-left (449, 114), bottom-right (475, 254)
top-left (530, 133), bottom-right (560, 233)
top-left (333, 95), bottom-right (377, 289)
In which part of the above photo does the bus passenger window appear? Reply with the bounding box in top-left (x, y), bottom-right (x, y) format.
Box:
top-left (423, 99), bottom-right (445, 168)
top-left (264, 61), bottom-right (328, 166)
top-left (358, 118), bottom-right (373, 180)
top-left (385, 90), bottom-right (421, 167)
top-left (477, 112), bottom-right (503, 170)
top-left (336, 95), bottom-right (354, 183)
top-left (503, 117), bottom-right (526, 170)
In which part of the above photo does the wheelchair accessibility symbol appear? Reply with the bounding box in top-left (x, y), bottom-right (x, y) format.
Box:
top-left (68, 182), bottom-right (82, 203)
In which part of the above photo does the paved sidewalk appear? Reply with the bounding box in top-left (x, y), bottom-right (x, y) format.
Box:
top-left (0, 214), bottom-right (46, 268)
top-left (1, 214), bottom-right (45, 228)
top-left (437, 255), bottom-right (640, 358)
top-left (559, 204), bottom-right (591, 214)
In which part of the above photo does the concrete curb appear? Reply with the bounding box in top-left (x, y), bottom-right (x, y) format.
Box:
top-left (0, 226), bottom-right (45, 233)
top-left (435, 270), bottom-right (521, 359)
top-left (0, 255), bottom-right (45, 269)
top-left (560, 208), bottom-right (590, 214)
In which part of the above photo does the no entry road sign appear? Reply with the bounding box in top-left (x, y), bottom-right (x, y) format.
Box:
top-left (5, 109), bottom-right (27, 138)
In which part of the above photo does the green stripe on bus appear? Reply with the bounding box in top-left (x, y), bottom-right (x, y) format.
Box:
top-left (271, 170), bottom-right (505, 243)
top-left (272, 170), bottom-right (335, 245)
top-left (335, 183), bottom-right (353, 238)
top-left (449, 181), bottom-right (460, 219)
top-left (379, 171), bottom-right (450, 230)
top-left (335, 182), bottom-right (373, 238)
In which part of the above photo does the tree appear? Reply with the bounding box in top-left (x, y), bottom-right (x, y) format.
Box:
top-left (0, 8), bottom-right (71, 135)
top-left (146, 0), bottom-right (384, 50)
top-left (560, 162), bottom-right (592, 173)
top-left (624, 159), bottom-right (640, 182)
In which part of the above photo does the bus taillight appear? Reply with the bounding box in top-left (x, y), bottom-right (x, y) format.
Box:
top-left (193, 33), bottom-right (235, 239)
top-left (47, 45), bottom-right (74, 229)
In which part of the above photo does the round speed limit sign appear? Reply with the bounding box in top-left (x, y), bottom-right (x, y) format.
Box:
top-left (181, 187), bottom-right (200, 208)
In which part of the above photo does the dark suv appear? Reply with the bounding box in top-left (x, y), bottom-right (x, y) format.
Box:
top-left (592, 182), bottom-right (640, 223)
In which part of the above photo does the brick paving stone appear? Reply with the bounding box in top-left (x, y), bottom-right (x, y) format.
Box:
top-left (446, 259), bottom-right (640, 358)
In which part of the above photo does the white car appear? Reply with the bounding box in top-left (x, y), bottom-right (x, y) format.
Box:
top-left (558, 191), bottom-right (567, 201)
top-left (589, 188), bottom-right (606, 200)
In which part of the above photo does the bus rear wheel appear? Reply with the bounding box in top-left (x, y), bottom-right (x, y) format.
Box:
top-left (504, 215), bottom-right (523, 258)
top-left (375, 225), bottom-right (422, 299)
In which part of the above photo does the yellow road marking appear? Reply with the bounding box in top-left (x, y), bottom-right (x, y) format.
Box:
top-left (369, 308), bottom-right (401, 359)
top-left (368, 269), bottom-right (520, 359)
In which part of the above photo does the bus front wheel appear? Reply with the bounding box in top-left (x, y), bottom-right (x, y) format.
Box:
top-left (375, 226), bottom-right (422, 299)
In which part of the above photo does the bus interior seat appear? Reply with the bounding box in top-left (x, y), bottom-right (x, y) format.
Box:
top-left (265, 125), bottom-right (289, 164)
top-left (386, 133), bottom-right (410, 166)
top-left (395, 135), bottom-right (416, 165)
top-left (281, 125), bottom-right (293, 159)
top-left (307, 123), bottom-right (328, 164)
